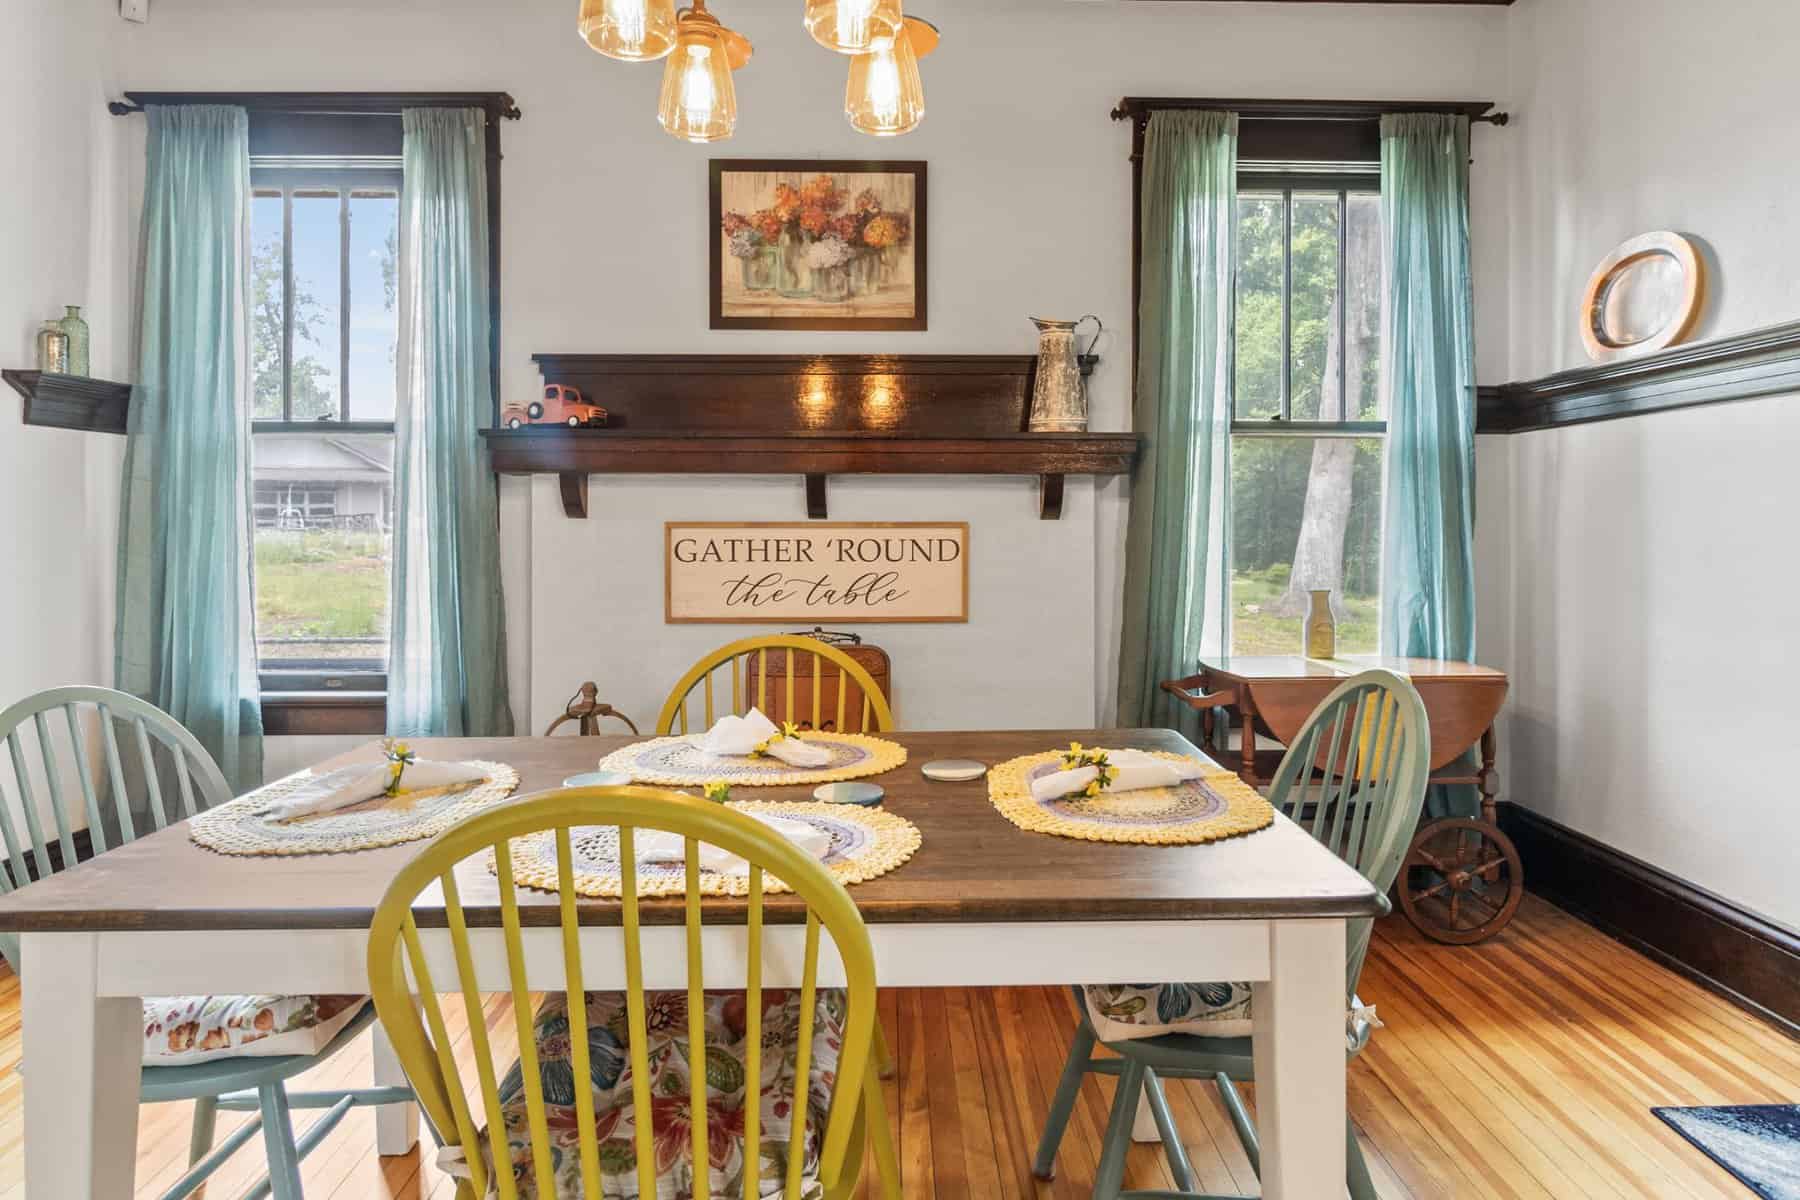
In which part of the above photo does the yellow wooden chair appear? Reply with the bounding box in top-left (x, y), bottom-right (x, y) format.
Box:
top-left (656, 635), bottom-right (895, 736)
top-left (366, 785), bottom-right (899, 1200)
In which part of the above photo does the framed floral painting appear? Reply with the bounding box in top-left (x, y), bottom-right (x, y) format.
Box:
top-left (709, 159), bottom-right (926, 331)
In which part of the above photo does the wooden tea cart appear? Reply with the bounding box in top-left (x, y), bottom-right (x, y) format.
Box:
top-left (1165, 656), bottom-right (1519, 944)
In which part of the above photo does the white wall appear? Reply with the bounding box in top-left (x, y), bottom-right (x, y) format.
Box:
top-left (1489, 0), bottom-right (1800, 925)
top-left (103, 0), bottom-right (1505, 740)
top-left (0, 2), bottom-right (124, 764)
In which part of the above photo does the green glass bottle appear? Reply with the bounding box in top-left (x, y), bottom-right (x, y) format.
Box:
top-left (58, 305), bottom-right (90, 376)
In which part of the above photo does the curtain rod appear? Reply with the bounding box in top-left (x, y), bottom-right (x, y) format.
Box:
top-left (107, 91), bottom-right (522, 120)
top-left (1111, 97), bottom-right (1508, 126)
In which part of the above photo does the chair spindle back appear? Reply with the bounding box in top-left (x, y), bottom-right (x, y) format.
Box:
top-left (1263, 669), bottom-right (1430, 992)
top-left (656, 635), bottom-right (894, 736)
top-left (366, 786), bottom-right (883, 1200)
top-left (0, 686), bottom-right (233, 970)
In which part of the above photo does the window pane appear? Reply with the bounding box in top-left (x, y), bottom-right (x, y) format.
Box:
top-left (1229, 436), bottom-right (1382, 655)
top-left (1234, 193), bottom-right (1282, 420)
top-left (251, 192), bottom-right (285, 419)
top-left (347, 191), bottom-right (400, 421)
top-left (252, 432), bottom-right (392, 671)
top-left (1346, 192), bottom-right (1384, 420)
top-left (1288, 193), bottom-right (1341, 421)
top-left (289, 192), bottom-right (342, 421)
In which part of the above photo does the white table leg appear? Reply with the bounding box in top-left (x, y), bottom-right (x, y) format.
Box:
top-left (1252, 918), bottom-right (1347, 1200)
top-left (23, 932), bottom-right (142, 1199)
top-left (371, 1019), bottom-right (421, 1155)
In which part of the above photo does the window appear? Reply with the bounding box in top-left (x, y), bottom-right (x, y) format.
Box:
top-left (1229, 177), bottom-right (1384, 654)
top-left (251, 166), bottom-right (401, 689)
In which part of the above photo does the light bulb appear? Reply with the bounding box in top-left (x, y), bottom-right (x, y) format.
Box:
top-left (846, 25), bottom-right (923, 136)
top-left (658, 20), bottom-right (737, 142)
top-left (578, 0), bottom-right (677, 61)
top-left (804, 0), bottom-right (901, 54)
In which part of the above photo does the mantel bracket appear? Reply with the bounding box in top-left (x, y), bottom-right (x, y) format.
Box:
top-left (1039, 474), bottom-right (1065, 520)
top-left (805, 474), bottom-right (828, 520)
top-left (558, 472), bottom-right (589, 519)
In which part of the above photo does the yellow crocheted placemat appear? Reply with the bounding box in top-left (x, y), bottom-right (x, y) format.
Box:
top-left (597, 733), bottom-right (907, 787)
top-left (988, 750), bottom-right (1274, 845)
top-left (189, 761), bottom-right (521, 856)
top-left (498, 800), bottom-right (922, 898)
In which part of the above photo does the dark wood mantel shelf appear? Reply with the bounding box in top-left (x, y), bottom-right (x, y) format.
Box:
top-left (492, 353), bottom-right (1136, 520)
top-left (481, 428), bottom-right (1139, 520)
top-left (4, 369), bottom-right (133, 434)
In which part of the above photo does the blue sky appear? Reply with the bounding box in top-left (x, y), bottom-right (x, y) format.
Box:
top-left (255, 191), bottom-right (398, 421)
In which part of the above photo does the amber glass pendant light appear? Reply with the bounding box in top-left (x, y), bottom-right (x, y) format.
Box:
top-left (657, 1), bottom-right (751, 142)
top-left (579, 0), bottom-right (678, 61)
top-left (845, 15), bottom-right (934, 136)
top-left (804, 0), bottom-right (902, 54)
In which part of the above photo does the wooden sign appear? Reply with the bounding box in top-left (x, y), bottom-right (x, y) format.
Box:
top-left (666, 522), bottom-right (968, 623)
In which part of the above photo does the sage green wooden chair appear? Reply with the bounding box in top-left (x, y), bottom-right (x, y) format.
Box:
top-left (365, 784), bottom-right (900, 1199)
top-left (1031, 669), bottom-right (1430, 1200)
top-left (0, 685), bottom-right (411, 1200)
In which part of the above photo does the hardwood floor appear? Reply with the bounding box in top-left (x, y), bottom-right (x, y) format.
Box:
top-left (0, 895), bottom-right (1793, 1198)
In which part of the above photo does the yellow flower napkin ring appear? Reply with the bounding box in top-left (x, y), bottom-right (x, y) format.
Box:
top-left (749, 721), bottom-right (806, 759)
top-left (703, 781), bottom-right (732, 803)
top-left (382, 739), bottom-right (417, 796)
top-left (1060, 742), bottom-right (1118, 798)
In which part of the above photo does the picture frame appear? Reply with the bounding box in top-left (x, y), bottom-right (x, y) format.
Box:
top-left (709, 158), bottom-right (927, 331)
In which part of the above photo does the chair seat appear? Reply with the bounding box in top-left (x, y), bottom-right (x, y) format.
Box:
top-left (142, 994), bottom-right (368, 1066)
top-left (449, 988), bottom-right (846, 1199)
top-left (1083, 983), bottom-right (1380, 1053)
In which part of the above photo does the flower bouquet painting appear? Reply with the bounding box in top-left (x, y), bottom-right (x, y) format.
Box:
top-left (710, 159), bottom-right (926, 330)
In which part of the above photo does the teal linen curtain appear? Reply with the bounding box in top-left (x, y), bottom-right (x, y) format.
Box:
top-left (115, 105), bottom-right (263, 793)
top-left (388, 107), bottom-right (514, 737)
top-left (1380, 113), bottom-right (1479, 815)
top-left (1116, 111), bottom-right (1237, 738)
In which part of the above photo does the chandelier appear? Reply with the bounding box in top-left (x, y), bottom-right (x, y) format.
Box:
top-left (578, 0), bottom-right (940, 143)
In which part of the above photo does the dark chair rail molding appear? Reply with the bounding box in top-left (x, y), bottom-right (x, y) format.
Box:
top-left (1497, 802), bottom-right (1799, 1036)
top-left (1476, 318), bottom-right (1800, 434)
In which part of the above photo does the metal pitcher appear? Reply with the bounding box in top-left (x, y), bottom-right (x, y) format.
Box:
top-left (1028, 314), bottom-right (1102, 432)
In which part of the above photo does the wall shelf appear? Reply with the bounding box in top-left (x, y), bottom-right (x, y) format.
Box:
top-left (481, 428), bottom-right (1139, 520)
top-left (3, 369), bottom-right (132, 434)
top-left (491, 352), bottom-right (1132, 520)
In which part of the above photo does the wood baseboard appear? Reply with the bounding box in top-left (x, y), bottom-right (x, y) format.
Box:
top-left (1497, 801), bottom-right (1799, 1037)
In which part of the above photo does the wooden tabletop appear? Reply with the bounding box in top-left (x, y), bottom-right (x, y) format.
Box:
top-left (0, 729), bottom-right (1384, 932)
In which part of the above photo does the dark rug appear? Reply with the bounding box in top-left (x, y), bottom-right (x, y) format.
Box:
top-left (1653, 1105), bottom-right (1800, 1200)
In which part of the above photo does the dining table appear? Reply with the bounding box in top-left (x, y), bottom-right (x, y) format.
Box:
top-left (0, 727), bottom-right (1384, 1199)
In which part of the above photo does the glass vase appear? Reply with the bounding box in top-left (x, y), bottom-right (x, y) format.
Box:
top-left (850, 251), bottom-right (878, 296)
top-left (58, 305), bottom-right (89, 376)
top-left (36, 322), bottom-right (69, 374)
top-left (776, 228), bottom-right (812, 299)
top-left (813, 262), bottom-right (852, 302)
top-left (1304, 589), bottom-right (1337, 659)
top-left (740, 243), bottom-right (777, 291)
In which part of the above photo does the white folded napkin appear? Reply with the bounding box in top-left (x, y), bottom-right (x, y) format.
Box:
top-left (699, 708), bottom-right (832, 768)
top-left (261, 760), bottom-right (489, 822)
top-left (1030, 748), bottom-right (1206, 803)
top-left (632, 812), bottom-right (832, 876)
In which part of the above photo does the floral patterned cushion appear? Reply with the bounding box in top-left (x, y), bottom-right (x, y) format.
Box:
top-left (142, 994), bottom-right (367, 1066)
top-left (1082, 984), bottom-right (1382, 1051)
top-left (457, 988), bottom-right (846, 1200)
top-left (1083, 982), bottom-right (1254, 1042)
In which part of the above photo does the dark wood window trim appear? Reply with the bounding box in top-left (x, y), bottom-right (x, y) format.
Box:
top-left (110, 92), bottom-right (519, 730)
top-left (1112, 97), bottom-right (1504, 393)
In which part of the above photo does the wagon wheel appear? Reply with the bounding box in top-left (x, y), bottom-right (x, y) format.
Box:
top-left (1397, 817), bottom-right (1523, 945)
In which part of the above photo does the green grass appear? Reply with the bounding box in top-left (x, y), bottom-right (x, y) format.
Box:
top-left (254, 530), bottom-right (388, 642)
top-left (1230, 568), bottom-right (1378, 655)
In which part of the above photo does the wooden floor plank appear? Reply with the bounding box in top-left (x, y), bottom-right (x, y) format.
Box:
top-left (1, 896), bottom-right (1792, 1198)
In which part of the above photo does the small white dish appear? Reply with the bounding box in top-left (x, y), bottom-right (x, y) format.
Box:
top-left (813, 782), bottom-right (885, 806)
top-left (922, 759), bottom-right (987, 782)
top-left (562, 770), bottom-right (634, 788)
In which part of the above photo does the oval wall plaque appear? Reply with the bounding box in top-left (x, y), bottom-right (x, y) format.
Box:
top-left (1580, 231), bottom-right (1704, 362)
